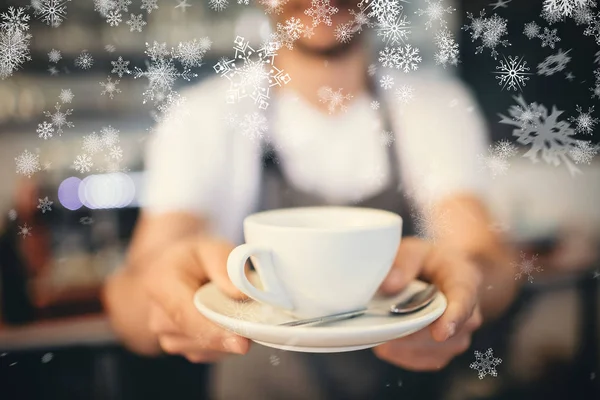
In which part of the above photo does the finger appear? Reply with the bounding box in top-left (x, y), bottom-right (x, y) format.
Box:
top-left (373, 331), bottom-right (472, 371)
top-left (149, 303), bottom-right (180, 335)
top-left (379, 237), bottom-right (431, 295)
top-left (158, 335), bottom-right (229, 363)
top-left (423, 253), bottom-right (481, 342)
top-left (144, 263), bottom-right (249, 354)
top-left (196, 237), bottom-right (248, 300)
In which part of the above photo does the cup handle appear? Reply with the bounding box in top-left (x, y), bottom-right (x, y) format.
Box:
top-left (227, 244), bottom-right (294, 311)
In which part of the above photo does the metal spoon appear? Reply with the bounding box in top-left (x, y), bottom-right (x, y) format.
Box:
top-left (279, 285), bottom-right (439, 327)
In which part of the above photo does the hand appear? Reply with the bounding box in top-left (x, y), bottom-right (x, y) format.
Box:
top-left (373, 237), bottom-right (483, 371)
top-left (141, 236), bottom-right (251, 363)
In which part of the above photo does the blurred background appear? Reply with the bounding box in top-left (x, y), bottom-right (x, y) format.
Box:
top-left (0, 0), bottom-right (599, 399)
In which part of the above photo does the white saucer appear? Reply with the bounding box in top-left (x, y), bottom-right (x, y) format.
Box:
top-left (193, 274), bottom-right (447, 353)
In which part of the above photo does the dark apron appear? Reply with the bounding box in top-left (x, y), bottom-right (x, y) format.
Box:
top-left (209, 91), bottom-right (438, 400)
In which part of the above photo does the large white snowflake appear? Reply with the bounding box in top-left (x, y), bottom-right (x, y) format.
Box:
top-left (414, 0), bottom-right (455, 30)
top-left (0, 27), bottom-right (32, 79)
top-left (334, 22), bottom-right (354, 44)
top-left (543, 0), bottom-right (593, 17)
top-left (317, 86), bottom-right (353, 113)
top-left (36, 121), bottom-right (54, 139)
top-left (462, 10), bottom-right (511, 59)
top-left (434, 28), bottom-right (459, 68)
top-left (1, 7), bottom-right (31, 33)
top-left (568, 105), bottom-right (597, 134)
top-left (73, 154), bottom-right (93, 173)
top-left (569, 141), bottom-right (599, 164)
top-left (358, 0), bottom-right (404, 22)
top-left (378, 44), bottom-right (422, 73)
top-left (43, 102), bottom-right (74, 135)
top-left (493, 55), bottom-right (532, 91)
top-left (499, 95), bottom-right (592, 175)
top-left (15, 149), bottom-right (41, 177)
top-left (376, 13), bottom-right (411, 45)
top-left (173, 38), bottom-right (211, 68)
top-left (33, 0), bottom-right (71, 27)
top-left (133, 41), bottom-right (198, 105)
top-left (213, 36), bottom-right (290, 110)
top-left (470, 348), bottom-right (502, 379)
top-left (274, 17), bottom-right (305, 49)
top-left (304, 0), bottom-right (338, 27)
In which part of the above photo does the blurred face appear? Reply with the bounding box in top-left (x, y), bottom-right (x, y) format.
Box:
top-left (271, 0), bottom-right (362, 55)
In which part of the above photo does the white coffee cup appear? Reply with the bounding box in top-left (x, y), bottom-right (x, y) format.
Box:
top-left (227, 206), bottom-right (402, 319)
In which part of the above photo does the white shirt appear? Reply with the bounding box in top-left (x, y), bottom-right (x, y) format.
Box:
top-left (142, 70), bottom-right (489, 244)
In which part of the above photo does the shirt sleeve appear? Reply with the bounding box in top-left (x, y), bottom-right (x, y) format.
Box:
top-left (390, 71), bottom-right (490, 209)
top-left (140, 81), bottom-right (231, 219)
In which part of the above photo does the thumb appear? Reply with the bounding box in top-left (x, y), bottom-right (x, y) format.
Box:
top-left (196, 237), bottom-right (248, 300)
top-left (379, 237), bottom-right (430, 295)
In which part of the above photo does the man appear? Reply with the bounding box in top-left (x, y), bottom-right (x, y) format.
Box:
top-left (103, 1), bottom-right (518, 398)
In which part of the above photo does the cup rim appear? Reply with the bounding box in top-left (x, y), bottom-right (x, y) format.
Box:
top-left (244, 206), bottom-right (402, 233)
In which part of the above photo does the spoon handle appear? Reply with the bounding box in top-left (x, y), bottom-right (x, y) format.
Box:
top-left (278, 308), bottom-right (367, 327)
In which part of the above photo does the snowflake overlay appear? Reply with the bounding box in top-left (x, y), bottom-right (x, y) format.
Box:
top-left (126, 13), bottom-right (146, 32)
top-left (434, 28), bottom-right (460, 68)
top-left (37, 197), bottom-right (53, 213)
top-left (378, 45), bottom-right (422, 72)
top-left (100, 76), bottom-right (121, 99)
top-left (304, 0), bottom-right (338, 27)
top-left (395, 84), bottom-right (415, 104)
top-left (512, 251), bottom-right (543, 283)
top-left (569, 105), bottom-right (597, 134)
top-left (570, 141), bottom-right (599, 164)
top-left (477, 139), bottom-right (518, 178)
top-left (73, 154), bottom-right (93, 174)
top-left (499, 95), bottom-right (594, 175)
top-left (414, 0), bottom-right (455, 30)
top-left (317, 86), bottom-right (353, 114)
top-left (493, 55), bottom-right (532, 91)
top-left (15, 149), bottom-right (41, 177)
top-left (111, 56), bottom-right (130, 77)
top-left (75, 50), bottom-right (94, 69)
top-left (133, 41), bottom-right (198, 111)
top-left (33, 0), bottom-right (71, 28)
top-left (537, 48), bottom-right (571, 76)
top-left (43, 102), bottom-right (74, 135)
top-left (470, 348), bottom-right (502, 379)
top-left (18, 223), bottom-right (32, 238)
top-left (0, 7), bottom-right (32, 79)
top-left (462, 10), bottom-right (511, 59)
top-left (214, 36), bottom-right (291, 110)
top-left (543, 0), bottom-right (594, 17)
